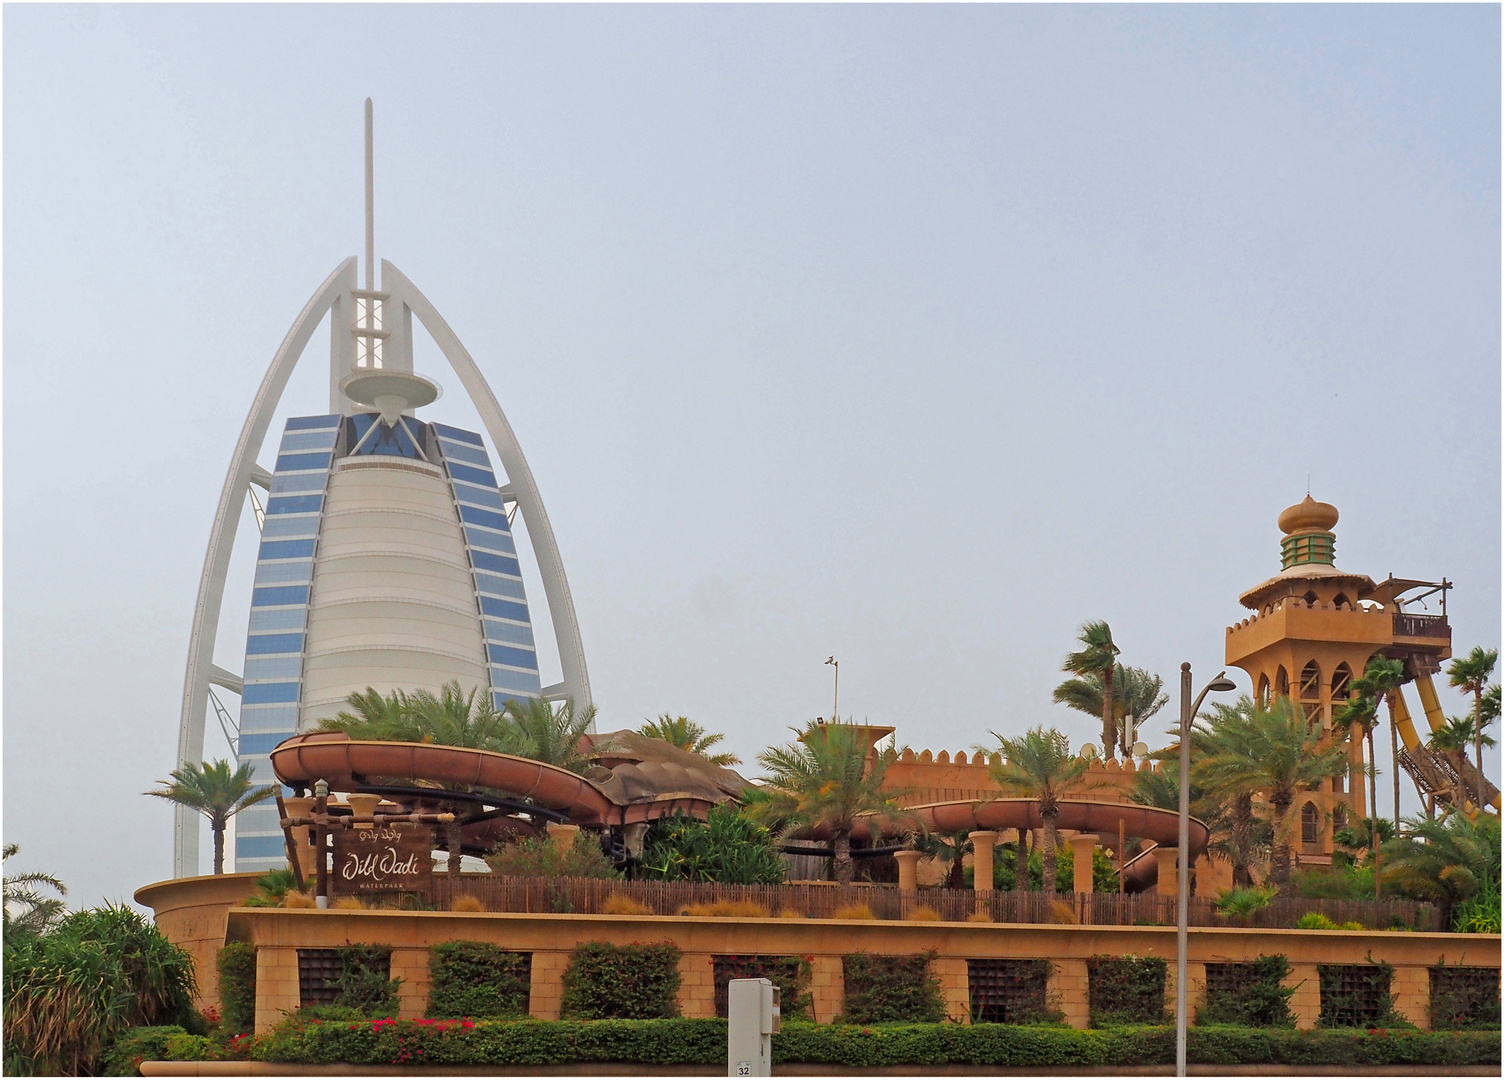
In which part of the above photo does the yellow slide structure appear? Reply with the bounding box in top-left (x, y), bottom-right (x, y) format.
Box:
top-left (1395, 675), bottom-right (1501, 812)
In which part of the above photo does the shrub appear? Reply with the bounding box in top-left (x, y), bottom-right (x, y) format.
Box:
top-left (1452, 878), bottom-right (1501, 934)
top-left (450, 894), bottom-right (485, 913)
top-left (1429, 964), bottom-right (1501, 1030)
top-left (240, 866), bottom-right (300, 907)
top-left (1087, 955), bottom-right (1168, 1026)
top-left (282, 889), bottom-right (317, 908)
top-left (832, 902), bottom-right (877, 921)
top-left (1195, 956), bottom-right (1295, 1028)
top-left (181, 1016), bottom-right (1502, 1068)
top-left (99, 1025), bottom-right (188, 1076)
top-left (218, 942), bottom-right (257, 1034)
top-left (601, 895), bottom-right (654, 915)
top-left (1214, 887), bottom-right (1277, 922)
top-left (712, 955), bottom-right (812, 1020)
top-left (776, 909), bottom-right (809, 919)
top-left (1296, 913), bottom-right (1362, 931)
top-left (333, 946), bottom-right (402, 1017)
top-left (486, 833), bottom-right (621, 879)
top-left (641, 806), bottom-right (786, 884)
top-left (678, 899), bottom-right (770, 918)
top-left (3, 904), bottom-right (199, 1075)
top-left (1049, 901), bottom-right (1078, 924)
top-left (560, 941), bottom-right (681, 1020)
top-left (331, 896), bottom-right (366, 910)
top-left (840, 951), bottom-right (945, 1024)
top-left (1317, 960), bottom-right (1405, 1029)
top-left (907, 906), bottom-right (941, 922)
top-left (427, 942), bottom-right (531, 1019)
top-left (966, 910), bottom-right (993, 924)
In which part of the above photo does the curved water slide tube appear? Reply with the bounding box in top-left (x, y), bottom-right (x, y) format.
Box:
top-left (270, 732), bottom-right (717, 828)
top-left (1398, 676), bottom-right (1501, 811)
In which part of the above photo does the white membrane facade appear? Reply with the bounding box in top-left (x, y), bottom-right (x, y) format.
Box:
top-left (176, 112), bottom-right (592, 873)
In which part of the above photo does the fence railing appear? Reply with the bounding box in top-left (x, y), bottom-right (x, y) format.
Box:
top-left (420, 876), bottom-right (1440, 931)
top-left (1394, 612), bottom-right (1450, 639)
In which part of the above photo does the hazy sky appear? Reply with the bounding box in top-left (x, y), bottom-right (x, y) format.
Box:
top-left (5, 5), bottom-right (1499, 906)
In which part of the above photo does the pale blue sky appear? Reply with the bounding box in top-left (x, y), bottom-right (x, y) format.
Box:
top-left (5, 5), bottom-right (1499, 905)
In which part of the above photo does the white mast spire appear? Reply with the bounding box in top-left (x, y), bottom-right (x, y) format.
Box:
top-left (364, 98), bottom-right (374, 291)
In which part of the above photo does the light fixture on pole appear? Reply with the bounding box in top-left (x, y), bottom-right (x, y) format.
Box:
top-left (1176, 665), bottom-right (1236, 1078)
top-left (825, 656), bottom-right (839, 723)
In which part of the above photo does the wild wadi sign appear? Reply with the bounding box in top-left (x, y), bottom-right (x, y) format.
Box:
top-left (332, 823), bottom-right (432, 893)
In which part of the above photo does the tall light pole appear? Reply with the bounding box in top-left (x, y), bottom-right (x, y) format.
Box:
top-left (1177, 664), bottom-right (1236, 1078)
top-left (825, 657), bottom-right (839, 722)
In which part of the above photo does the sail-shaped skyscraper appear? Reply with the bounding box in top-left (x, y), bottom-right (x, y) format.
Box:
top-left (176, 103), bottom-right (591, 874)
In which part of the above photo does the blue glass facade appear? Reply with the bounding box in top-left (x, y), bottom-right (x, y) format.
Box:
top-left (434, 422), bottom-right (544, 709)
top-left (233, 415), bottom-right (337, 870)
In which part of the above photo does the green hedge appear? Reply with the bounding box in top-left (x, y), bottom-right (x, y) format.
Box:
top-left (1087, 954), bottom-right (1168, 1026)
top-left (427, 942), bottom-right (531, 1019)
top-left (840, 951), bottom-right (945, 1024)
top-left (161, 1017), bottom-right (1501, 1068)
top-left (1195, 956), bottom-right (1295, 1028)
top-left (559, 941), bottom-right (681, 1020)
top-left (217, 942), bottom-right (257, 1034)
top-left (100, 1026), bottom-right (189, 1076)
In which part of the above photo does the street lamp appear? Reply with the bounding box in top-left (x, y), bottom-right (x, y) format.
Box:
top-left (825, 656), bottom-right (839, 723)
top-left (1177, 664), bottom-right (1236, 1078)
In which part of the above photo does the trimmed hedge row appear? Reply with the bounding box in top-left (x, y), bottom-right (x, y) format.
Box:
top-left (168, 1017), bottom-right (1500, 1069)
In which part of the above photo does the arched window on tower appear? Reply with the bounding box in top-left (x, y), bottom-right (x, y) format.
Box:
top-left (1276, 666), bottom-right (1290, 700)
top-left (1257, 674), bottom-right (1271, 709)
top-left (1333, 593), bottom-right (1351, 610)
top-left (1332, 803), bottom-right (1347, 833)
top-left (1300, 661), bottom-right (1322, 723)
top-left (1301, 802), bottom-right (1320, 848)
top-left (1303, 590), bottom-right (1320, 607)
top-left (1331, 663), bottom-right (1353, 702)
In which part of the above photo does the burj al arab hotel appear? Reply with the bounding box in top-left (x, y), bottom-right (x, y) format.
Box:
top-left (175, 103), bottom-right (591, 874)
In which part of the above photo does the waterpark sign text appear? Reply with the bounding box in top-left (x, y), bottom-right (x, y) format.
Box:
top-left (333, 823), bottom-right (432, 892)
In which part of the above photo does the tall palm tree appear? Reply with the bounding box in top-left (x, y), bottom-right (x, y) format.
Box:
top-left (1382, 812), bottom-right (1501, 928)
top-left (638, 715), bottom-right (741, 766)
top-left (1062, 622), bottom-right (1120, 760)
top-left (1448, 646), bottom-right (1498, 786)
top-left (2, 844), bottom-right (67, 935)
top-left (144, 760), bottom-right (276, 875)
top-left (1194, 697), bottom-right (1350, 893)
top-left (1128, 767), bottom-right (1246, 895)
top-left (1053, 664), bottom-right (1168, 758)
top-left (1333, 689), bottom-right (1379, 823)
top-left (980, 726), bottom-right (1099, 894)
top-left (1352, 656), bottom-right (1406, 889)
top-left (750, 721), bottom-right (908, 885)
top-left (504, 697), bottom-right (598, 774)
top-left (321, 682), bottom-right (525, 755)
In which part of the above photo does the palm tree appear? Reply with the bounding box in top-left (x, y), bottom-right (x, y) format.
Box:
top-left (1194, 697), bottom-right (1350, 893)
top-left (638, 715), bottom-right (741, 766)
top-left (1333, 689), bottom-right (1379, 822)
top-left (1129, 766), bottom-right (1245, 895)
top-left (979, 726), bottom-right (1100, 894)
top-left (1061, 622), bottom-right (1120, 760)
top-left (750, 721), bottom-right (909, 885)
top-left (321, 682), bottom-right (525, 755)
top-left (2, 844), bottom-right (67, 935)
top-left (144, 760), bottom-right (277, 875)
top-left (1053, 664), bottom-right (1167, 758)
top-left (1382, 812), bottom-right (1501, 928)
top-left (1448, 646), bottom-right (1498, 786)
top-left (1352, 656), bottom-right (1406, 892)
top-left (917, 830), bottom-right (973, 890)
top-left (504, 697), bottom-right (598, 774)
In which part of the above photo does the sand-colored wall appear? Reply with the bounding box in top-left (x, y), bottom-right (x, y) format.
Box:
top-left (224, 907), bottom-right (1499, 1035)
top-left (134, 873), bottom-right (265, 1014)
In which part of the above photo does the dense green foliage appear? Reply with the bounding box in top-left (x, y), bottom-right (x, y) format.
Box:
top-left (839, 951), bottom-right (945, 1024)
top-left (99, 1026), bottom-right (189, 1076)
top-left (427, 942), bottom-right (531, 1018)
top-left (559, 941), bottom-right (682, 1020)
top-left (1194, 956), bottom-right (1295, 1028)
top-left (713, 955), bottom-right (812, 1020)
top-left (160, 1016), bottom-right (1501, 1068)
top-left (638, 715), bottom-right (740, 766)
top-left (982, 726), bottom-right (1102, 894)
top-left (967, 843), bottom-right (1119, 893)
top-left (217, 942), bottom-right (257, 1033)
top-left (1381, 812), bottom-right (1501, 930)
top-left (485, 832), bottom-right (621, 879)
top-left (641, 805), bottom-right (785, 884)
top-left (3, 904), bottom-right (199, 1075)
top-left (333, 945), bottom-right (403, 1016)
top-left (1086, 955), bottom-right (1168, 1026)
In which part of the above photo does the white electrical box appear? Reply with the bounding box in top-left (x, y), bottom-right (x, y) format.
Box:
top-left (727, 977), bottom-right (780, 1076)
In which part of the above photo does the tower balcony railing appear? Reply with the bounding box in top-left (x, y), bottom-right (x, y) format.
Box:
top-left (1393, 612), bottom-right (1449, 639)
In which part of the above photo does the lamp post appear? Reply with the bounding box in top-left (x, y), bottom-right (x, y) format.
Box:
top-left (1177, 664), bottom-right (1236, 1078)
top-left (825, 656), bottom-right (839, 722)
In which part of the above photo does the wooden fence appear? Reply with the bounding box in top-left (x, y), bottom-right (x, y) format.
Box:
top-left (421, 876), bottom-right (1440, 931)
